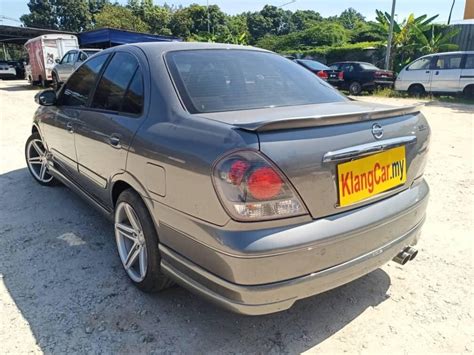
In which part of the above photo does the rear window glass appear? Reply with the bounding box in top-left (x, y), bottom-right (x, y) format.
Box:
top-left (298, 59), bottom-right (329, 71)
top-left (359, 63), bottom-right (379, 70)
top-left (166, 50), bottom-right (345, 113)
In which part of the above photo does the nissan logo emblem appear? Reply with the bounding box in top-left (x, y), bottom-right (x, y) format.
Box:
top-left (372, 123), bottom-right (383, 139)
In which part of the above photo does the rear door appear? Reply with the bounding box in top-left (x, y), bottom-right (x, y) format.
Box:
top-left (74, 50), bottom-right (147, 205)
top-left (430, 54), bottom-right (463, 93)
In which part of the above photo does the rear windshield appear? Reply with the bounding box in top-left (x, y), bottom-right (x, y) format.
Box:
top-left (298, 59), bottom-right (329, 71)
top-left (166, 49), bottom-right (346, 113)
top-left (359, 63), bottom-right (380, 70)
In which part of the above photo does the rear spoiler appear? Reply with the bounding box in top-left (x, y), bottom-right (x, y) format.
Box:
top-left (236, 105), bottom-right (422, 132)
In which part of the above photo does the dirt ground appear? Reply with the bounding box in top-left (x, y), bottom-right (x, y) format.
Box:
top-left (0, 79), bottom-right (472, 354)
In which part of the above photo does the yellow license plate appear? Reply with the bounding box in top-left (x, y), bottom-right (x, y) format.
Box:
top-left (337, 146), bottom-right (406, 207)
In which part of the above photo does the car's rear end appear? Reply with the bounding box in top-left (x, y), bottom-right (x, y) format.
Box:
top-left (154, 46), bottom-right (430, 314)
top-left (295, 59), bottom-right (344, 86)
top-left (0, 61), bottom-right (17, 79)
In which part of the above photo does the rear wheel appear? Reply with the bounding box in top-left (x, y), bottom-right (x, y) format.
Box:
top-left (114, 189), bottom-right (173, 292)
top-left (25, 132), bottom-right (57, 186)
top-left (349, 81), bottom-right (362, 95)
top-left (408, 84), bottom-right (425, 97)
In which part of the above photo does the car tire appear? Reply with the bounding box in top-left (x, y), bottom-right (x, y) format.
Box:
top-left (25, 132), bottom-right (58, 186)
top-left (349, 81), bottom-right (362, 95)
top-left (463, 85), bottom-right (474, 99)
top-left (52, 73), bottom-right (60, 91)
top-left (408, 84), bottom-right (425, 97)
top-left (114, 189), bottom-right (173, 293)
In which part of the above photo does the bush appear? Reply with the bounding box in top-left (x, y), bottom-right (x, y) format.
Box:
top-left (281, 41), bottom-right (385, 65)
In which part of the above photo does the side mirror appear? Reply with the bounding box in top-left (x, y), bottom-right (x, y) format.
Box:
top-left (55, 58), bottom-right (60, 64)
top-left (35, 89), bottom-right (57, 106)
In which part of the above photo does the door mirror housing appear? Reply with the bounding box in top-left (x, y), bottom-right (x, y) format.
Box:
top-left (35, 89), bottom-right (57, 106)
top-left (55, 58), bottom-right (60, 64)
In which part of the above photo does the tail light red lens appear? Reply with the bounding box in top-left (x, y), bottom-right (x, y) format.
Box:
top-left (338, 71), bottom-right (344, 80)
top-left (212, 150), bottom-right (306, 221)
top-left (317, 70), bottom-right (328, 80)
top-left (248, 167), bottom-right (282, 200)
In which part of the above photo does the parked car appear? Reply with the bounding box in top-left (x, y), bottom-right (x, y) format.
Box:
top-left (0, 60), bottom-right (17, 80)
top-left (294, 59), bottom-right (344, 86)
top-left (329, 61), bottom-right (395, 95)
top-left (395, 51), bottom-right (474, 98)
top-left (26, 42), bottom-right (430, 315)
top-left (24, 34), bottom-right (79, 87)
top-left (52, 48), bottom-right (102, 89)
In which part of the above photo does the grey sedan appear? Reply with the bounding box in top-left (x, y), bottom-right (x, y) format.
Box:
top-left (26, 42), bottom-right (430, 315)
top-left (52, 48), bottom-right (101, 89)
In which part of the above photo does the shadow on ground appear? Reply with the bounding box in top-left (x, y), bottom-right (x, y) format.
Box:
top-left (0, 168), bottom-right (391, 353)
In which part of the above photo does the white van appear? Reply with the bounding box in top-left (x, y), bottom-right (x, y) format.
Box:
top-left (395, 51), bottom-right (474, 98)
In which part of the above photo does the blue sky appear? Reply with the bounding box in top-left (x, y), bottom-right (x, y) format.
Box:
top-left (0, 0), bottom-right (466, 26)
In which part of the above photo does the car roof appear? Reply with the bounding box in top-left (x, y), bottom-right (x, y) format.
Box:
top-left (106, 41), bottom-right (268, 57)
top-left (421, 51), bottom-right (474, 56)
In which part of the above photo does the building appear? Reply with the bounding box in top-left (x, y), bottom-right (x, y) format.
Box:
top-left (465, 0), bottom-right (474, 19)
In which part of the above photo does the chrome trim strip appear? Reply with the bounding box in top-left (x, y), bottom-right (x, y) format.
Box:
top-left (323, 135), bottom-right (417, 163)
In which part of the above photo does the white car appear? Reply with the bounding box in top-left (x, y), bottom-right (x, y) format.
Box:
top-left (395, 51), bottom-right (474, 98)
top-left (0, 61), bottom-right (17, 80)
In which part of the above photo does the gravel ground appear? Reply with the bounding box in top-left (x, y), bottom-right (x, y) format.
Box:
top-left (0, 79), bottom-right (473, 354)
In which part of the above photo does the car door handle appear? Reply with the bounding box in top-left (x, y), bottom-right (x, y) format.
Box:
top-left (109, 135), bottom-right (121, 148)
top-left (66, 122), bottom-right (74, 133)
top-left (425, 70), bottom-right (430, 74)
top-left (435, 71), bottom-right (440, 75)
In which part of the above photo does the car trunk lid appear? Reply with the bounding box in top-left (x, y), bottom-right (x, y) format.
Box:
top-left (199, 101), bottom-right (430, 219)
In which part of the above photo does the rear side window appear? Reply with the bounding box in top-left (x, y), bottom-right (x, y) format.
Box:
top-left (166, 50), bottom-right (345, 114)
top-left (60, 54), bottom-right (109, 107)
top-left (121, 70), bottom-right (144, 114)
top-left (408, 58), bottom-right (431, 70)
top-left (91, 52), bottom-right (140, 113)
top-left (464, 55), bottom-right (474, 69)
top-left (435, 55), bottom-right (462, 70)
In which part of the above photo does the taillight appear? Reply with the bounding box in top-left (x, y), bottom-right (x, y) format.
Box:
top-left (317, 70), bottom-right (328, 80)
top-left (338, 71), bottom-right (344, 80)
top-left (212, 150), bottom-right (307, 221)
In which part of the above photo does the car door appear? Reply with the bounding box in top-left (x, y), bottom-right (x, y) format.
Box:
top-left (74, 50), bottom-right (147, 205)
top-left (430, 54), bottom-right (463, 93)
top-left (56, 51), bottom-right (76, 81)
top-left (402, 56), bottom-right (433, 91)
top-left (41, 53), bottom-right (110, 178)
top-left (460, 54), bottom-right (474, 93)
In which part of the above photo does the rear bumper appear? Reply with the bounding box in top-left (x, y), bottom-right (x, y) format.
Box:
top-left (155, 180), bottom-right (429, 314)
top-left (161, 217), bottom-right (424, 315)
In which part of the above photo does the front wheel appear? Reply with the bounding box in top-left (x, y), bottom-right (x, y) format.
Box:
top-left (408, 84), bottom-right (425, 97)
top-left (25, 132), bottom-right (57, 186)
top-left (52, 73), bottom-right (60, 91)
top-left (114, 189), bottom-right (173, 292)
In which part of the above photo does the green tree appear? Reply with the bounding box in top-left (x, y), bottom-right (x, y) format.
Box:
top-left (169, 8), bottom-right (193, 38)
top-left (94, 4), bottom-right (149, 32)
top-left (338, 8), bottom-right (365, 30)
top-left (290, 10), bottom-right (322, 31)
top-left (55, 0), bottom-right (91, 32)
top-left (20, 0), bottom-right (57, 29)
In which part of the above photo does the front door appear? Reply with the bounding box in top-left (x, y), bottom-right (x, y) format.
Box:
top-left (430, 54), bottom-right (463, 93)
top-left (44, 53), bottom-right (110, 178)
top-left (74, 51), bottom-right (146, 205)
top-left (56, 51), bottom-right (76, 82)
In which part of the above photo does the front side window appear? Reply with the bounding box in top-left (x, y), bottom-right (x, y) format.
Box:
top-left (78, 52), bottom-right (88, 62)
top-left (59, 54), bottom-right (109, 107)
top-left (61, 52), bottom-right (72, 64)
top-left (166, 50), bottom-right (345, 114)
top-left (91, 52), bottom-right (139, 113)
top-left (435, 55), bottom-right (462, 70)
top-left (298, 59), bottom-right (329, 71)
top-left (408, 58), bottom-right (431, 70)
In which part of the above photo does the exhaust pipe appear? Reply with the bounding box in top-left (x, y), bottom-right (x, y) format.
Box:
top-left (393, 251), bottom-right (411, 265)
top-left (404, 247), bottom-right (418, 260)
top-left (392, 247), bottom-right (419, 265)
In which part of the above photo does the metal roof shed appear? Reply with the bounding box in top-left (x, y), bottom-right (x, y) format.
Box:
top-left (78, 28), bottom-right (181, 48)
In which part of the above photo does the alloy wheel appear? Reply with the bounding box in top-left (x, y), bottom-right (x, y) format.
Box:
top-left (115, 202), bottom-right (148, 282)
top-left (26, 138), bottom-right (53, 183)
